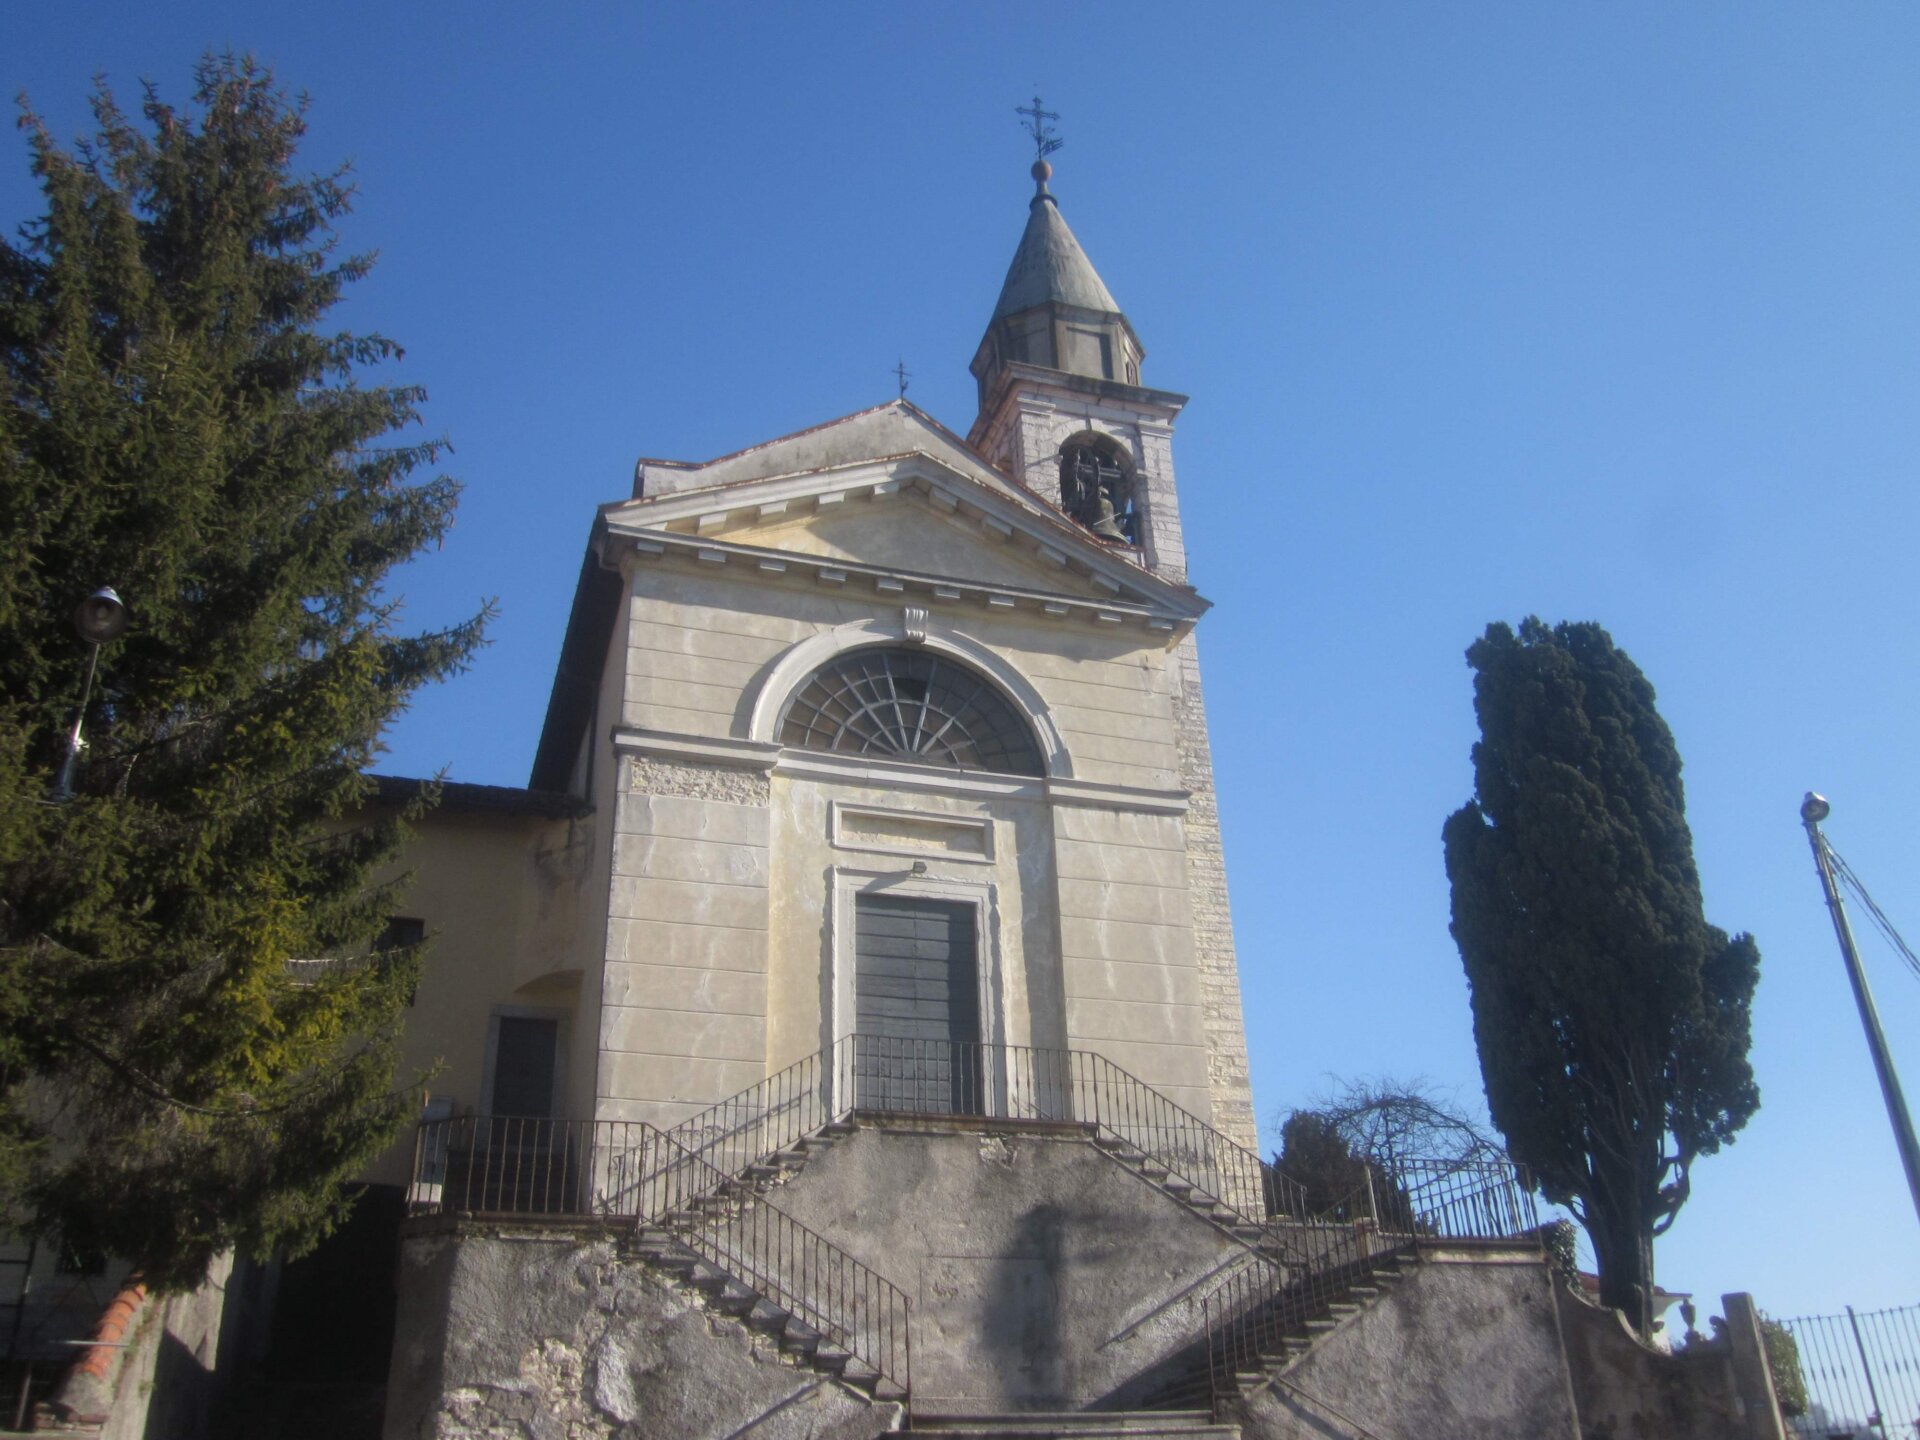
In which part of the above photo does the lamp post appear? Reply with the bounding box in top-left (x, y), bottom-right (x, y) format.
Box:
top-left (50, 587), bottom-right (128, 803)
top-left (1800, 791), bottom-right (1920, 1229)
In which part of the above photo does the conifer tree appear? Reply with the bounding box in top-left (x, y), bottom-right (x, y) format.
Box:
top-left (0, 56), bottom-right (486, 1289)
top-left (1442, 619), bottom-right (1759, 1337)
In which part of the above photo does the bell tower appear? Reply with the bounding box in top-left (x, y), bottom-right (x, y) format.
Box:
top-left (968, 155), bottom-right (1256, 1148)
top-left (967, 160), bottom-right (1194, 584)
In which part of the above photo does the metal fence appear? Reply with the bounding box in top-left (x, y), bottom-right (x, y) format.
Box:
top-left (405, 1114), bottom-right (912, 1396)
top-left (663, 1034), bottom-right (1293, 1224)
top-left (1780, 1303), bottom-right (1920, 1439)
top-left (1199, 1158), bottom-right (1538, 1414)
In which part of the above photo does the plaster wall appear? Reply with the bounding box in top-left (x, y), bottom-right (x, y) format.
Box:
top-left (382, 1227), bottom-right (901, 1440)
top-left (600, 557), bottom-right (1224, 1128)
top-left (1233, 1250), bottom-right (1581, 1440)
top-left (1555, 1285), bottom-right (1786, 1440)
top-left (363, 805), bottom-right (598, 1187)
top-left (760, 1123), bottom-right (1253, 1415)
top-left (598, 766), bottom-right (772, 1129)
top-left (622, 566), bottom-right (1185, 793)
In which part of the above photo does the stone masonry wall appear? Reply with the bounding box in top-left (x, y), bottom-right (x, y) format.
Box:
top-left (383, 1226), bottom-right (901, 1440)
top-left (1234, 1250), bottom-right (1581, 1440)
top-left (1170, 628), bottom-right (1258, 1153)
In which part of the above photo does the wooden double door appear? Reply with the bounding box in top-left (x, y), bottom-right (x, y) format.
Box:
top-left (852, 894), bottom-right (983, 1115)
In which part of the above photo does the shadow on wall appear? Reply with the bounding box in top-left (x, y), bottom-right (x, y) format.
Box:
top-left (986, 1203), bottom-right (1070, 1405)
top-left (142, 1332), bottom-right (214, 1440)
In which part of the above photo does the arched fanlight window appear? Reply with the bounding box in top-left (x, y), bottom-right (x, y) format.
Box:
top-left (1059, 439), bottom-right (1136, 545)
top-left (778, 648), bottom-right (1045, 776)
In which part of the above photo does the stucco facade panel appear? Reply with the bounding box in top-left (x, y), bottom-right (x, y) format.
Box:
top-left (599, 1049), bottom-right (764, 1107)
top-left (619, 791), bottom-right (770, 846)
top-left (611, 832), bottom-right (769, 887)
top-left (1024, 673), bottom-right (1176, 722)
top-left (1058, 915), bottom-right (1193, 966)
top-left (1054, 805), bottom-right (1186, 851)
top-left (1061, 954), bottom-right (1205, 1008)
top-left (624, 700), bottom-right (730, 738)
top-left (1066, 1035), bottom-right (1211, 1094)
top-left (1054, 836), bottom-right (1188, 888)
top-left (625, 637), bottom-right (765, 691)
top-left (1066, 994), bottom-right (1207, 1048)
top-left (1052, 726), bottom-right (1181, 774)
top-left (606, 917), bottom-right (766, 973)
top-left (1059, 754), bottom-right (1178, 789)
top-left (760, 1127), bottom-right (1239, 1414)
top-left (601, 1002), bottom-right (765, 1062)
top-left (1049, 700), bottom-right (1181, 743)
top-left (608, 875), bottom-right (769, 931)
top-left (602, 959), bottom-right (766, 1017)
top-left (623, 617), bottom-right (789, 665)
top-left (1057, 876), bottom-right (1194, 928)
top-left (621, 673), bottom-right (738, 720)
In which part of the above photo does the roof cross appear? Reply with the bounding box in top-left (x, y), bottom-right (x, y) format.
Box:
top-left (1016, 95), bottom-right (1063, 162)
top-left (893, 358), bottom-right (911, 398)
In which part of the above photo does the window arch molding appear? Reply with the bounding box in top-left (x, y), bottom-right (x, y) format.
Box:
top-left (745, 617), bottom-right (1073, 780)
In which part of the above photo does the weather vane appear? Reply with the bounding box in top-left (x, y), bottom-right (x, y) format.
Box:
top-left (1016, 95), bottom-right (1063, 162)
top-left (893, 358), bottom-right (911, 399)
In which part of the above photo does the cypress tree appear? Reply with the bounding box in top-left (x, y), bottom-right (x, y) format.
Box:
top-left (0, 56), bottom-right (487, 1288)
top-left (1442, 618), bottom-right (1759, 1337)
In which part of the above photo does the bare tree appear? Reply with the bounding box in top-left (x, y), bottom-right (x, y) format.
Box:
top-left (1301, 1076), bottom-right (1504, 1175)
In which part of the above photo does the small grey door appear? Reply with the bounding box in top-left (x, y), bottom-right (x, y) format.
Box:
top-left (853, 895), bottom-right (981, 1114)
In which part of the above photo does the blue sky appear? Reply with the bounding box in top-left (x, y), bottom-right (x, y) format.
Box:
top-left (9, 3), bottom-right (1920, 1323)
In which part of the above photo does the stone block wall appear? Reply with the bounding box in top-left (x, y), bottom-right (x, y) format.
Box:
top-left (382, 1226), bottom-right (900, 1440)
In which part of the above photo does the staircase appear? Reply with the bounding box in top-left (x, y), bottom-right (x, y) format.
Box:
top-left (404, 1039), bottom-right (1538, 1430)
top-left (630, 1230), bottom-right (903, 1401)
top-left (628, 1119), bottom-right (911, 1401)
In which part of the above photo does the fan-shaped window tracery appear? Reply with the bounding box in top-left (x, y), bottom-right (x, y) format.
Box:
top-left (778, 648), bottom-right (1045, 776)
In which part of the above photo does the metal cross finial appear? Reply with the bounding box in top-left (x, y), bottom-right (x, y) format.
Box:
top-left (1016, 95), bottom-right (1063, 161)
top-left (893, 358), bottom-right (911, 398)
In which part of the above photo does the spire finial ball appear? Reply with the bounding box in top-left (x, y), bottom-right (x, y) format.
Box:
top-left (1031, 159), bottom-right (1052, 183)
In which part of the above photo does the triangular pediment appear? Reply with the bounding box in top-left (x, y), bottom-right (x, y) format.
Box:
top-left (634, 401), bottom-right (1034, 511)
top-left (603, 449), bottom-right (1204, 624)
top-left (604, 402), bottom-right (1206, 624)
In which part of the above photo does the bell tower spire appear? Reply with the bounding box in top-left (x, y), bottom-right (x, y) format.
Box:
top-left (967, 147), bottom-right (1191, 583)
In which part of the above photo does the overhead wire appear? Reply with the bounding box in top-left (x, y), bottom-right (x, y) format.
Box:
top-left (1824, 839), bottom-right (1920, 986)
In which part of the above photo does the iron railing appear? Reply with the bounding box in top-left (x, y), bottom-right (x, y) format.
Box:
top-left (406, 1114), bottom-right (654, 1217)
top-left (641, 1125), bottom-right (910, 1396)
top-left (405, 1115), bottom-right (911, 1396)
top-left (663, 1035), bottom-right (1291, 1225)
top-left (1198, 1157), bottom-right (1538, 1411)
top-left (405, 1048), bottom-right (1535, 1422)
top-left (1779, 1303), bottom-right (1920, 1439)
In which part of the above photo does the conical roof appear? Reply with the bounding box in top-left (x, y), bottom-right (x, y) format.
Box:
top-left (991, 177), bottom-right (1121, 319)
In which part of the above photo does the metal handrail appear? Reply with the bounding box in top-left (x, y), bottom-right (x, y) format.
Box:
top-left (1198, 1156), bottom-right (1538, 1411)
top-left (662, 1035), bottom-right (1306, 1228)
top-left (638, 1125), bottom-right (910, 1395)
top-left (404, 1114), bottom-right (911, 1396)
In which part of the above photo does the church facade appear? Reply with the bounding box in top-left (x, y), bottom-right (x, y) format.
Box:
top-left (345, 160), bottom-right (1784, 1440)
top-left (378, 156), bottom-right (1256, 1175)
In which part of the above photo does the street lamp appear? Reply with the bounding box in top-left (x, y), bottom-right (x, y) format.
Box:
top-left (50, 587), bottom-right (128, 803)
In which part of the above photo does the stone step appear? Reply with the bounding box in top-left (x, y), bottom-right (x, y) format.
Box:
top-left (910, 1413), bottom-right (1238, 1439)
